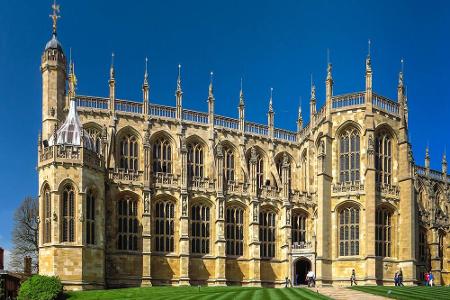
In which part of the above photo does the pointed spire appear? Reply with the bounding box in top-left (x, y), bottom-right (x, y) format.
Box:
top-left (239, 77), bottom-right (244, 107)
top-left (143, 57), bottom-right (149, 86)
top-left (425, 144), bottom-right (430, 170)
top-left (208, 71), bottom-right (214, 98)
top-left (68, 49), bottom-right (77, 99)
top-left (177, 64), bottom-right (182, 92)
top-left (269, 87), bottom-right (274, 112)
top-left (110, 52), bottom-right (115, 80)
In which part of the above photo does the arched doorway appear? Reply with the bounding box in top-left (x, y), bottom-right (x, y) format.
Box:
top-left (294, 258), bottom-right (311, 285)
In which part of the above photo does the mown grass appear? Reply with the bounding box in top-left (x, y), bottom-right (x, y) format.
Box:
top-left (351, 285), bottom-right (450, 300)
top-left (66, 286), bottom-right (330, 300)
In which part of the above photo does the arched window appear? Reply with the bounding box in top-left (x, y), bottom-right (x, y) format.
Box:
top-left (191, 204), bottom-right (210, 254)
top-left (226, 207), bottom-right (244, 256)
top-left (62, 185), bottom-right (75, 243)
top-left (375, 208), bottom-right (392, 257)
top-left (223, 146), bottom-right (235, 182)
top-left (120, 134), bottom-right (139, 171)
top-left (117, 196), bottom-right (138, 251)
top-left (292, 212), bottom-right (307, 244)
top-left (86, 191), bottom-right (96, 245)
top-left (43, 186), bottom-right (51, 244)
top-left (419, 228), bottom-right (427, 263)
top-left (339, 127), bottom-right (360, 183)
top-left (152, 137), bottom-right (172, 174)
top-left (375, 131), bottom-right (392, 185)
top-left (86, 127), bottom-right (102, 154)
top-left (339, 206), bottom-right (359, 256)
top-left (259, 210), bottom-right (276, 258)
top-left (187, 142), bottom-right (204, 179)
top-left (154, 200), bottom-right (175, 252)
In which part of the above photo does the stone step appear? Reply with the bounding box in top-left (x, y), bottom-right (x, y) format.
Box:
top-left (309, 286), bottom-right (389, 300)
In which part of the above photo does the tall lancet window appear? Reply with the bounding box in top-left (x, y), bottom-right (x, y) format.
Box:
top-left (259, 210), bottom-right (276, 258)
top-left (291, 212), bottom-right (307, 244)
top-left (120, 134), bottom-right (139, 171)
top-left (154, 200), bottom-right (175, 252)
top-left (86, 191), bottom-right (96, 245)
top-left (152, 137), bottom-right (172, 174)
top-left (191, 204), bottom-right (210, 254)
top-left (375, 131), bottom-right (392, 185)
top-left (117, 196), bottom-right (138, 251)
top-left (187, 142), bottom-right (204, 179)
top-left (62, 184), bottom-right (75, 243)
top-left (375, 208), bottom-right (392, 257)
top-left (339, 206), bottom-right (360, 256)
top-left (223, 146), bottom-right (235, 182)
top-left (43, 186), bottom-right (52, 244)
top-left (339, 127), bottom-right (360, 183)
top-left (226, 207), bottom-right (244, 256)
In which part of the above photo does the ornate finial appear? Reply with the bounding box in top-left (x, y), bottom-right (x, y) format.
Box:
top-left (49, 0), bottom-right (61, 35)
top-left (443, 150), bottom-right (447, 165)
top-left (298, 97), bottom-right (303, 119)
top-left (310, 75), bottom-right (316, 100)
top-left (110, 52), bottom-right (115, 80)
top-left (209, 71), bottom-right (214, 97)
top-left (177, 64), bottom-right (182, 91)
top-left (426, 144), bottom-right (430, 159)
top-left (366, 39), bottom-right (372, 70)
top-left (144, 57), bottom-right (149, 86)
top-left (327, 62), bottom-right (332, 80)
top-left (269, 87), bottom-right (273, 112)
top-left (239, 77), bottom-right (245, 107)
top-left (69, 60), bottom-right (77, 98)
top-left (399, 58), bottom-right (404, 87)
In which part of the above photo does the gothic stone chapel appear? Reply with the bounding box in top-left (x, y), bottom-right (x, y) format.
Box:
top-left (37, 3), bottom-right (450, 290)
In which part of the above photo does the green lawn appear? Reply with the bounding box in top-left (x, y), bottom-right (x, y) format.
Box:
top-left (351, 286), bottom-right (450, 300)
top-left (66, 286), bottom-right (330, 300)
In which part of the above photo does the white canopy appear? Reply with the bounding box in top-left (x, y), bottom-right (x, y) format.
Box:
top-left (48, 99), bottom-right (94, 150)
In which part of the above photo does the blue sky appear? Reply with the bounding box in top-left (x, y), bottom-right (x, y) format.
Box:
top-left (0, 0), bottom-right (449, 251)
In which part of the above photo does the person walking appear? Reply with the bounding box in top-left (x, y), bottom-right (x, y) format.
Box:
top-left (429, 272), bottom-right (434, 287)
top-left (398, 269), bottom-right (404, 286)
top-left (350, 269), bottom-right (357, 286)
top-left (306, 270), bottom-right (315, 287)
top-left (394, 272), bottom-right (399, 286)
top-left (424, 272), bottom-right (429, 286)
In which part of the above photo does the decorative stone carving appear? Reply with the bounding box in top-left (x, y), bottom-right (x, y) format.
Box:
top-left (144, 194), bottom-right (150, 213)
top-left (49, 106), bottom-right (55, 117)
top-left (79, 211), bottom-right (84, 222)
top-left (286, 208), bottom-right (291, 225)
top-left (53, 211), bottom-right (57, 222)
top-left (253, 202), bottom-right (258, 222)
top-left (182, 196), bottom-right (188, 216)
top-left (216, 143), bottom-right (223, 157)
top-left (250, 147), bottom-right (257, 164)
top-left (219, 199), bottom-right (224, 219)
